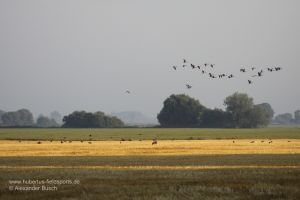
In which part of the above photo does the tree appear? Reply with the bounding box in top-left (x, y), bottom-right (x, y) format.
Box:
top-left (201, 108), bottom-right (233, 128)
top-left (255, 103), bottom-right (274, 124)
top-left (50, 111), bottom-right (63, 124)
top-left (0, 110), bottom-right (5, 125)
top-left (157, 94), bottom-right (206, 127)
top-left (1, 109), bottom-right (34, 127)
top-left (295, 110), bottom-right (300, 124)
top-left (224, 93), bottom-right (271, 128)
top-left (36, 115), bottom-right (59, 127)
top-left (62, 111), bottom-right (124, 128)
top-left (274, 113), bottom-right (293, 125)
top-left (224, 93), bottom-right (254, 128)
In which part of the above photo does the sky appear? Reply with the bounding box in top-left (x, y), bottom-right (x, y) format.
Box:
top-left (0, 0), bottom-right (299, 119)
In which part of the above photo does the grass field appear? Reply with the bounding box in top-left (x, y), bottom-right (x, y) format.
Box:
top-left (0, 127), bottom-right (300, 140)
top-left (0, 128), bottom-right (300, 200)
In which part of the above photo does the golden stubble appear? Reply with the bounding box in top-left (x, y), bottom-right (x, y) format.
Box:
top-left (0, 139), bottom-right (299, 157)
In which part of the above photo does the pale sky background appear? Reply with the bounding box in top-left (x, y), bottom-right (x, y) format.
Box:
top-left (0, 0), bottom-right (299, 119)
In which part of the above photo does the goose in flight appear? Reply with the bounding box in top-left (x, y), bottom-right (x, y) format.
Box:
top-left (125, 90), bottom-right (131, 94)
top-left (186, 84), bottom-right (192, 89)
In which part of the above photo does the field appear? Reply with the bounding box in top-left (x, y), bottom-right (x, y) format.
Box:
top-left (0, 128), bottom-right (300, 200)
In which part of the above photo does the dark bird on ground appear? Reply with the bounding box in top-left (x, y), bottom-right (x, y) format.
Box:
top-left (88, 141), bottom-right (92, 144)
top-left (89, 134), bottom-right (92, 137)
top-left (61, 140), bottom-right (63, 144)
top-left (232, 141), bottom-right (235, 143)
top-left (37, 141), bottom-right (42, 144)
top-left (186, 84), bottom-right (192, 89)
top-left (19, 140), bottom-right (21, 143)
top-left (250, 141), bottom-right (255, 143)
top-left (152, 138), bottom-right (157, 145)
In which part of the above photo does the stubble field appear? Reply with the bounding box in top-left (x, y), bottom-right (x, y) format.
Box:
top-left (0, 128), bottom-right (299, 200)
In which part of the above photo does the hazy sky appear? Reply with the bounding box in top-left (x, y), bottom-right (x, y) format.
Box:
top-left (0, 0), bottom-right (299, 119)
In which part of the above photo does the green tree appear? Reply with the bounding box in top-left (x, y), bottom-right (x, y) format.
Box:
top-left (201, 108), bottom-right (233, 128)
top-left (224, 93), bottom-right (254, 128)
top-left (255, 103), bottom-right (274, 124)
top-left (224, 93), bottom-right (271, 128)
top-left (62, 111), bottom-right (124, 128)
top-left (157, 94), bottom-right (206, 127)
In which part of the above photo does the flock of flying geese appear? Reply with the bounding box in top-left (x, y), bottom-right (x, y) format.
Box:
top-left (172, 58), bottom-right (283, 89)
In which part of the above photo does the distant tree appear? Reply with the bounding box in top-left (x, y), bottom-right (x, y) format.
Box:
top-left (224, 93), bottom-right (271, 128)
top-left (62, 111), bottom-right (124, 128)
top-left (36, 115), bottom-right (59, 127)
top-left (274, 113), bottom-right (293, 125)
top-left (1, 109), bottom-right (34, 127)
top-left (255, 103), bottom-right (274, 124)
top-left (224, 93), bottom-right (254, 128)
top-left (201, 108), bottom-right (233, 128)
top-left (50, 111), bottom-right (63, 124)
top-left (295, 110), bottom-right (300, 124)
top-left (0, 110), bottom-right (5, 125)
top-left (157, 94), bottom-right (206, 127)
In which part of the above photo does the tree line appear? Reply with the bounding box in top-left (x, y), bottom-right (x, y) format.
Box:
top-left (1, 93), bottom-right (299, 128)
top-left (0, 109), bottom-right (124, 128)
top-left (273, 111), bottom-right (300, 125)
top-left (157, 92), bottom-right (276, 128)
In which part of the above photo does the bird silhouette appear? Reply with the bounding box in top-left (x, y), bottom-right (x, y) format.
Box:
top-left (197, 65), bottom-right (201, 69)
top-left (228, 74), bottom-right (234, 78)
top-left (186, 84), bottom-right (192, 89)
top-left (210, 64), bottom-right (215, 68)
top-left (183, 59), bottom-right (187, 63)
top-left (125, 90), bottom-right (131, 94)
top-left (248, 80), bottom-right (253, 84)
top-left (191, 64), bottom-right (195, 69)
top-left (173, 66), bottom-right (177, 70)
top-left (240, 68), bottom-right (246, 72)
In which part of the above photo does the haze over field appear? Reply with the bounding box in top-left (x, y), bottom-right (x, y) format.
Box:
top-left (0, 0), bottom-right (299, 119)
